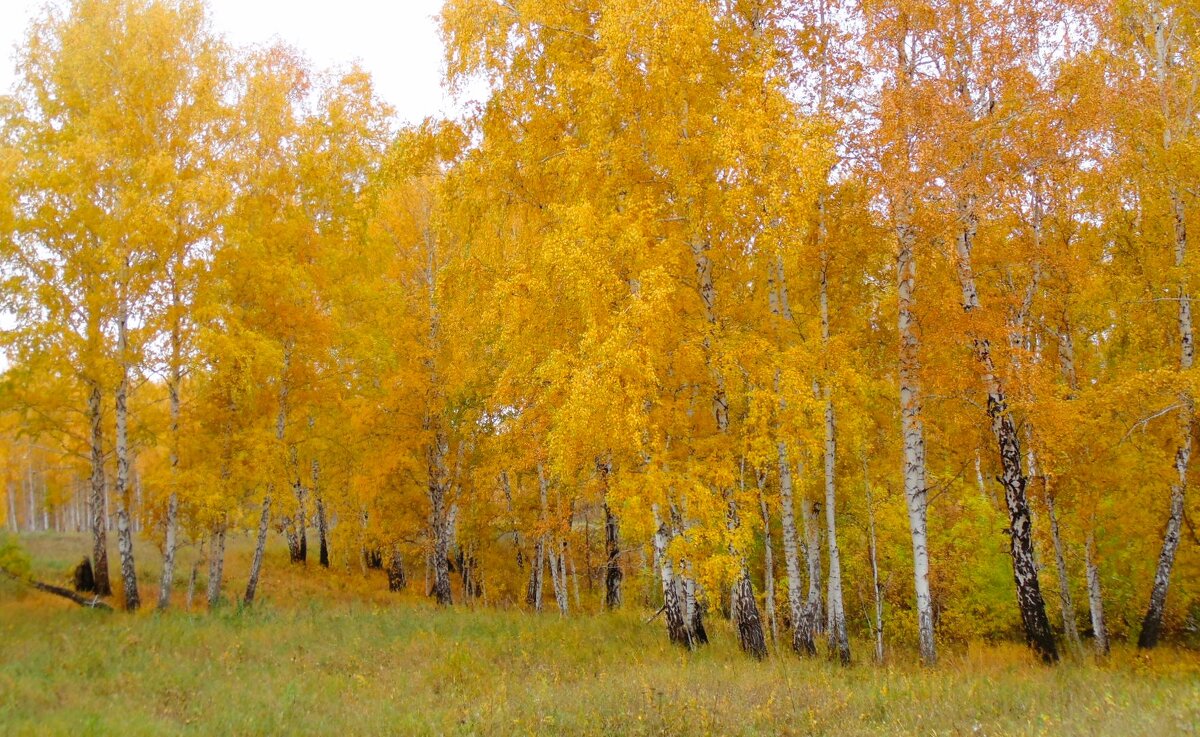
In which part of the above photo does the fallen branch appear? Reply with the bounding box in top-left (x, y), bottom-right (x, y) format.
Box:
top-left (644, 604), bottom-right (665, 624)
top-left (0, 566), bottom-right (113, 611)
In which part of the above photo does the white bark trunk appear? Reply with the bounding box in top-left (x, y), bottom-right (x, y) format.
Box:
top-left (87, 379), bottom-right (112, 597)
top-left (186, 541), bottom-right (203, 611)
top-left (800, 497), bottom-right (823, 648)
top-left (1084, 529), bottom-right (1109, 655)
top-left (779, 444), bottom-right (809, 654)
top-left (757, 470), bottom-right (778, 643)
top-left (114, 304), bottom-right (139, 611)
top-left (653, 505), bottom-right (692, 648)
top-left (206, 524), bottom-right (226, 609)
top-left (1046, 492), bottom-right (1082, 652)
top-left (157, 317), bottom-right (182, 609)
top-left (897, 205), bottom-right (935, 665)
top-left (244, 491), bottom-right (272, 604)
top-left (865, 470), bottom-right (885, 664)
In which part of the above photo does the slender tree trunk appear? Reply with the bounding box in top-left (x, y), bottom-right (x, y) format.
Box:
top-left (426, 427), bottom-right (453, 606)
top-left (1045, 492), bottom-right (1082, 653)
top-left (818, 219), bottom-right (850, 664)
top-left (954, 191), bottom-right (1057, 663)
top-left (731, 569), bottom-right (768, 659)
top-left (6, 480), bottom-right (16, 533)
top-left (87, 381), bottom-right (112, 597)
top-left (897, 218), bottom-right (935, 665)
top-left (387, 545), bottom-right (407, 591)
top-left (244, 491), bottom-right (272, 605)
top-left (551, 540), bottom-right (569, 615)
top-left (603, 502), bottom-right (622, 609)
top-left (728, 494), bottom-right (767, 660)
top-left (823, 392), bottom-right (849, 663)
top-left (113, 305), bottom-right (139, 611)
top-left (599, 459), bottom-right (622, 610)
top-left (654, 507), bottom-right (692, 648)
top-left (1085, 529), bottom-right (1109, 655)
top-left (206, 524), bottom-right (226, 609)
top-left (25, 451), bottom-right (35, 533)
top-left (312, 458), bottom-right (329, 568)
top-left (528, 466), bottom-right (550, 611)
top-left (1140, 188), bottom-right (1191, 649)
top-left (891, 24), bottom-right (937, 664)
top-left (186, 541), bottom-right (204, 611)
top-left (769, 255), bottom-right (808, 657)
top-left (865, 468), bottom-right (885, 664)
top-left (569, 549), bottom-right (581, 609)
top-left (291, 443), bottom-right (307, 565)
top-left (684, 569), bottom-right (707, 645)
top-left (757, 470), bottom-right (778, 643)
top-left (158, 327), bottom-right (182, 610)
top-left (1139, 459), bottom-right (1186, 648)
top-left (157, 493), bottom-right (179, 610)
top-left (691, 235), bottom-right (763, 655)
top-left (526, 538), bottom-right (545, 611)
top-left (779, 445), bottom-right (809, 655)
top-left (800, 498), bottom-right (823, 651)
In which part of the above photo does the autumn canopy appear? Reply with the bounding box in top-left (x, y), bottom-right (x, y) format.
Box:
top-left (1, 0), bottom-right (1198, 667)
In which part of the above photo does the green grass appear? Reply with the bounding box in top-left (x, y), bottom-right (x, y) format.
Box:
top-left (1, 534), bottom-right (1198, 736)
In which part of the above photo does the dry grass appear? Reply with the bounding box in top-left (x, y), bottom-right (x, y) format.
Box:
top-left (1, 533), bottom-right (1198, 736)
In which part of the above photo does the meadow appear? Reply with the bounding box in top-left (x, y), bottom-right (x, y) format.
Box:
top-left (0, 533), bottom-right (1196, 737)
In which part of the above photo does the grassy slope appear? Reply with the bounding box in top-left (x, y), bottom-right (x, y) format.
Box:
top-left (1, 533), bottom-right (1198, 736)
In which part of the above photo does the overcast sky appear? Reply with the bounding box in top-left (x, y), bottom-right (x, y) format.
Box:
top-left (0, 0), bottom-right (453, 125)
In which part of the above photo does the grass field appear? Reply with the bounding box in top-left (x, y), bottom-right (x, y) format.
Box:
top-left (1, 533), bottom-right (1198, 736)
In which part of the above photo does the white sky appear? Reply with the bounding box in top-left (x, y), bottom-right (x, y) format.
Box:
top-left (0, 0), bottom-right (454, 125)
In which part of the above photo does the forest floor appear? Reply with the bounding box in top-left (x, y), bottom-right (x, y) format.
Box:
top-left (0, 534), bottom-right (1198, 736)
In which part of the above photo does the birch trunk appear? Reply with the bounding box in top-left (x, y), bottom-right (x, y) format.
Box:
top-left (691, 235), bottom-right (763, 655)
top-left (865, 470), bottom-right (885, 664)
top-left (526, 537), bottom-right (545, 611)
top-left (527, 466), bottom-right (551, 611)
top-left (654, 507), bottom-right (693, 648)
top-left (113, 305), bottom-right (139, 611)
top-left (822, 393), bottom-right (848, 661)
top-left (290, 442), bottom-right (307, 564)
top-left (603, 502), bottom-right (622, 609)
top-left (799, 498), bottom-right (822, 653)
top-left (206, 524), bottom-right (226, 609)
top-left (157, 327), bottom-right (182, 608)
top-left (1140, 190), bottom-right (1192, 648)
top-left (569, 549), bottom-right (581, 610)
top-left (387, 545), bottom-right (407, 591)
top-left (953, 193), bottom-right (1057, 663)
top-left (1085, 529), bottom-right (1109, 655)
top-left (1057, 318), bottom-right (1111, 656)
top-left (312, 458), bottom-right (329, 568)
top-left (26, 452), bottom-right (35, 532)
top-left (757, 470), bottom-right (778, 643)
top-left (428, 431), bottom-right (453, 606)
top-left (1046, 492), bottom-right (1082, 653)
top-left (897, 211), bottom-right (935, 665)
top-left (728, 494), bottom-right (767, 660)
top-left (1139, 450), bottom-right (1187, 648)
top-left (770, 256), bottom-right (808, 656)
top-left (684, 571), bottom-right (707, 645)
top-left (244, 491), bottom-right (272, 605)
top-left (551, 541), bottom-right (569, 615)
top-left (891, 24), bottom-right (936, 665)
top-left (6, 480), bottom-right (17, 533)
top-left (276, 344), bottom-right (305, 565)
top-left (818, 210), bottom-right (850, 664)
top-left (87, 381), bottom-right (112, 597)
top-left (780, 445), bottom-right (809, 655)
top-left (185, 545), bottom-right (201, 611)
